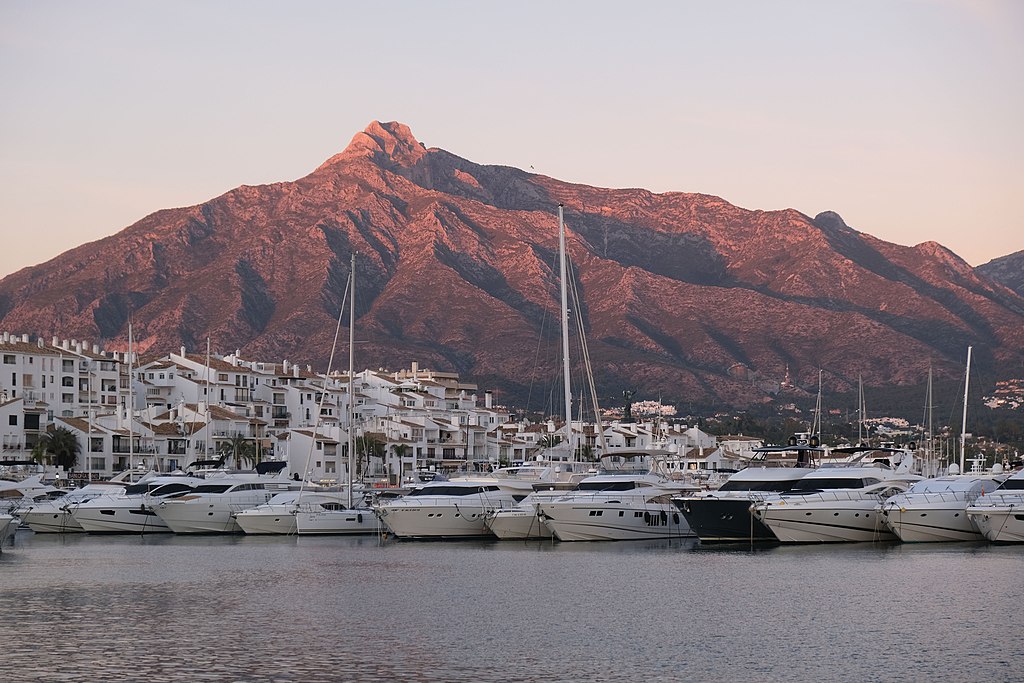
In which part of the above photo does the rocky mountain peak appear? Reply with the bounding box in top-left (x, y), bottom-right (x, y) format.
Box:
top-left (318, 120), bottom-right (427, 171)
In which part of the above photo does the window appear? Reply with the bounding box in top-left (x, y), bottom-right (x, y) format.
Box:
top-left (3, 354), bottom-right (15, 363)
top-left (8, 416), bottom-right (16, 426)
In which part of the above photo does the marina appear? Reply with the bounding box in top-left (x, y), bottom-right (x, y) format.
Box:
top-left (1, 529), bottom-right (1020, 682)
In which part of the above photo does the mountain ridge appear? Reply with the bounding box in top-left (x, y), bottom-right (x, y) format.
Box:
top-left (1, 120), bottom-right (1022, 410)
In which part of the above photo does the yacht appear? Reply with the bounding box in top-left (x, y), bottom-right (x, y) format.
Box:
top-left (535, 454), bottom-right (701, 542)
top-left (234, 490), bottom-right (360, 535)
top-left (21, 480), bottom-right (131, 533)
top-left (484, 488), bottom-right (570, 540)
top-left (152, 472), bottom-right (288, 534)
top-left (69, 475), bottom-right (206, 533)
top-left (295, 499), bottom-right (381, 535)
top-left (750, 463), bottom-right (920, 543)
top-left (880, 472), bottom-right (1005, 542)
top-left (673, 466), bottom-right (818, 543)
top-left (966, 468), bottom-right (1024, 543)
top-left (373, 480), bottom-right (524, 539)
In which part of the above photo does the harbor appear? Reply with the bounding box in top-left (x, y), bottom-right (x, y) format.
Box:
top-left (1, 530), bottom-right (1019, 682)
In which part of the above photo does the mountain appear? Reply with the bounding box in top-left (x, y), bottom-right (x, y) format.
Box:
top-left (2, 120), bottom-right (1023, 410)
top-left (977, 250), bottom-right (1024, 299)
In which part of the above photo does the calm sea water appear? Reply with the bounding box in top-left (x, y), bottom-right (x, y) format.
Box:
top-left (1, 530), bottom-right (1020, 683)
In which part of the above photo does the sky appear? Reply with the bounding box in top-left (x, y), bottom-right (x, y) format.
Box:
top-left (1, 0), bottom-right (1021, 279)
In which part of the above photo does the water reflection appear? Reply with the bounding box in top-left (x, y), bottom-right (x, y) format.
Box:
top-left (1, 528), bottom-right (1020, 682)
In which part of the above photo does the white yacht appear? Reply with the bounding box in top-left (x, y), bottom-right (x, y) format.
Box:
top-left (751, 464), bottom-right (920, 543)
top-left (966, 469), bottom-right (1024, 543)
top-left (70, 475), bottom-right (206, 533)
top-left (295, 500), bottom-right (380, 535)
top-left (484, 488), bottom-right (569, 540)
top-left (21, 480), bottom-right (130, 533)
top-left (234, 490), bottom-right (362, 535)
top-left (880, 472), bottom-right (1005, 542)
top-left (373, 480), bottom-right (524, 539)
top-left (152, 473), bottom-right (287, 534)
top-left (535, 454), bottom-right (701, 542)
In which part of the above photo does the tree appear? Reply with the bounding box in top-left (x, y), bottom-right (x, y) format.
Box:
top-left (38, 426), bottom-right (81, 470)
top-left (219, 433), bottom-right (255, 470)
top-left (390, 443), bottom-right (410, 483)
top-left (354, 433), bottom-right (386, 479)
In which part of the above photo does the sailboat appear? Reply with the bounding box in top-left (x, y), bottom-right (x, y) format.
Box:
top-left (483, 205), bottom-right (598, 540)
top-left (295, 253), bottom-right (380, 535)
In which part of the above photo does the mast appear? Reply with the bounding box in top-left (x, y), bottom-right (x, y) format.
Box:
top-left (857, 374), bottom-right (864, 445)
top-left (347, 253), bottom-right (355, 508)
top-left (205, 337), bottom-right (212, 460)
top-left (558, 204), bottom-right (574, 461)
top-left (812, 369), bottom-right (822, 440)
top-left (925, 364), bottom-right (934, 475)
top-left (960, 345), bottom-right (972, 473)
top-left (128, 321), bottom-right (134, 474)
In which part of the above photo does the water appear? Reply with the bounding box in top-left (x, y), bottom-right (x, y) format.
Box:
top-left (1, 530), bottom-right (1021, 683)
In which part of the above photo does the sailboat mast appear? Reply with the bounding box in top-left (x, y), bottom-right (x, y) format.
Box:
top-left (857, 374), bottom-right (864, 445)
top-left (348, 253), bottom-right (356, 508)
top-left (128, 321), bottom-right (134, 474)
top-left (960, 345), bottom-right (972, 473)
top-left (558, 204), bottom-right (574, 461)
top-left (926, 365), bottom-right (934, 475)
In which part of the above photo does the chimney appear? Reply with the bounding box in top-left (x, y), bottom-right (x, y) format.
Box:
top-left (293, 364), bottom-right (300, 378)
top-left (52, 336), bottom-right (58, 346)
top-left (22, 333), bottom-right (29, 343)
top-left (62, 339), bottom-right (69, 349)
top-left (283, 360), bottom-right (290, 374)
top-left (37, 338), bottom-right (44, 348)
top-left (485, 390), bottom-right (493, 409)
top-left (411, 361), bottom-right (418, 378)
top-left (93, 344), bottom-right (100, 354)
top-left (180, 346), bottom-right (186, 357)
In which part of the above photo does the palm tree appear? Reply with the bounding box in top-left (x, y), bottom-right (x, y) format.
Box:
top-left (354, 433), bottom-right (386, 479)
top-left (38, 426), bottom-right (81, 471)
top-left (390, 443), bottom-right (410, 484)
top-left (575, 443), bottom-right (596, 462)
top-left (536, 433), bottom-right (563, 450)
top-left (220, 433), bottom-right (255, 469)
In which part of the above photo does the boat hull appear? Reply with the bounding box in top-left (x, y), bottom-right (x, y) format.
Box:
top-left (295, 509), bottom-right (379, 535)
top-left (72, 504), bottom-right (171, 533)
top-left (754, 500), bottom-right (894, 543)
top-left (881, 504), bottom-right (983, 542)
top-left (485, 509), bottom-right (552, 540)
top-left (674, 497), bottom-right (776, 542)
top-left (376, 503), bottom-right (494, 539)
top-left (22, 508), bottom-right (85, 533)
top-left (967, 505), bottom-right (1024, 543)
top-left (537, 502), bottom-right (692, 542)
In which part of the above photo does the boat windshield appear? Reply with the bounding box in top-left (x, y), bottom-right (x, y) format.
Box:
top-left (1001, 478), bottom-right (1024, 491)
top-left (788, 477), bottom-right (880, 492)
top-left (719, 480), bottom-right (799, 493)
top-left (123, 483), bottom-right (152, 496)
top-left (575, 481), bottom-right (639, 492)
top-left (150, 483), bottom-right (195, 497)
top-left (406, 485), bottom-right (500, 497)
top-left (190, 484), bottom-right (233, 494)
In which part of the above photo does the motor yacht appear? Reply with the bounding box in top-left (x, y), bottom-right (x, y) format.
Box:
top-left (673, 466), bottom-right (818, 543)
top-left (295, 499), bottom-right (380, 535)
top-left (152, 471), bottom-right (288, 534)
top-left (69, 475), bottom-right (206, 533)
top-left (966, 468), bottom-right (1024, 543)
top-left (534, 453), bottom-right (701, 542)
top-left (373, 480), bottom-right (524, 539)
top-left (484, 488), bottom-right (569, 540)
top-left (234, 490), bottom-right (361, 535)
top-left (21, 480), bottom-right (131, 533)
top-left (880, 472), bottom-right (1005, 542)
top-left (750, 464), bottom-right (920, 543)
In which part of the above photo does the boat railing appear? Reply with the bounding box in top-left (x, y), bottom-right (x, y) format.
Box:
top-left (775, 490), bottom-right (895, 504)
top-left (890, 491), bottom-right (983, 505)
top-left (969, 493), bottom-right (1024, 509)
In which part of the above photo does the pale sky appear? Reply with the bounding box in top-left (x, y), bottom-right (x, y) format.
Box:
top-left (1, 0), bottom-right (1021, 279)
